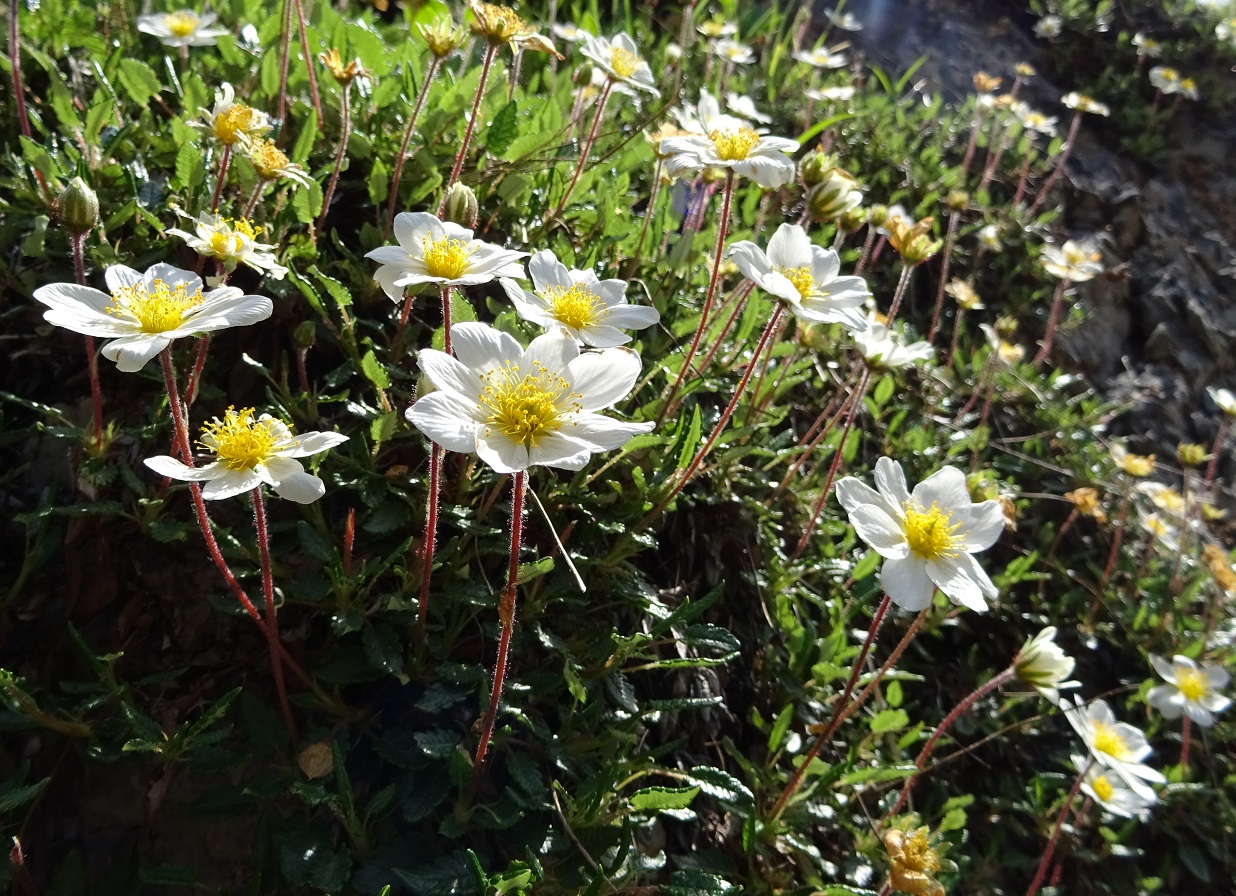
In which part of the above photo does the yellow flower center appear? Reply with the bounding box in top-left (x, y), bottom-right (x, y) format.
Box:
top-left (609, 46), bottom-right (639, 80)
top-left (478, 361), bottom-right (579, 448)
top-left (201, 407), bottom-right (282, 471)
top-left (1119, 454), bottom-right (1155, 477)
top-left (109, 278), bottom-right (205, 333)
top-left (249, 140), bottom-right (291, 180)
top-left (708, 126), bottom-right (761, 161)
top-left (421, 237), bottom-right (476, 280)
top-left (214, 104), bottom-right (258, 145)
top-left (1090, 721), bottom-right (1133, 762)
top-left (165, 11), bottom-right (199, 38)
top-left (1176, 668), bottom-right (1207, 703)
top-left (902, 501), bottom-right (963, 561)
top-left (544, 283), bottom-right (605, 330)
top-left (1091, 773), bottom-right (1116, 804)
top-left (208, 231), bottom-right (245, 257)
top-left (900, 830), bottom-right (940, 875)
top-left (472, 3), bottom-right (527, 43)
top-left (775, 265), bottom-right (817, 301)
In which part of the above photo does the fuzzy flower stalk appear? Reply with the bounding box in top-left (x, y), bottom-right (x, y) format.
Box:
top-left (56, 177), bottom-right (106, 449)
top-left (317, 50), bottom-right (366, 232)
top-left (1035, 238), bottom-right (1102, 365)
top-left (275, 0), bottom-right (323, 122)
top-left (1028, 92), bottom-right (1110, 216)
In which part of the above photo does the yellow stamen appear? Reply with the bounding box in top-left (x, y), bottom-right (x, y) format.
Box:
top-left (609, 46), bottom-right (639, 79)
top-left (214, 104), bottom-right (259, 145)
top-left (108, 278), bottom-right (205, 333)
top-left (1090, 721), bottom-right (1133, 762)
top-left (164, 11), bottom-right (199, 38)
top-left (200, 407), bottom-right (282, 471)
top-left (902, 501), bottom-right (963, 561)
top-left (543, 283), bottom-right (604, 330)
top-left (420, 237), bottom-right (476, 280)
top-left (708, 126), bottom-right (761, 161)
top-left (248, 139), bottom-right (292, 180)
top-left (1091, 773), bottom-right (1115, 804)
top-left (775, 265), bottom-right (817, 300)
top-left (1176, 668), bottom-right (1207, 703)
top-left (478, 361), bottom-right (578, 448)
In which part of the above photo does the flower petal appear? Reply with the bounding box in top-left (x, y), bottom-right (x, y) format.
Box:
top-left (265, 456), bottom-right (326, 503)
top-left (848, 505), bottom-right (909, 559)
top-left (961, 500), bottom-right (1006, 551)
top-left (475, 432), bottom-right (530, 473)
top-left (284, 431), bottom-right (349, 457)
top-left (568, 346), bottom-right (641, 411)
top-left (406, 392), bottom-right (483, 454)
top-left (102, 334), bottom-right (169, 372)
top-left (144, 456), bottom-right (223, 482)
top-left (766, 224), bottom-right (811, 269)
top-left (880, 554), bottom-right (936, 611)
top-left (451, 321), bottom-right (521, 372)
top-left (201, 468), bottom-right (261, 500)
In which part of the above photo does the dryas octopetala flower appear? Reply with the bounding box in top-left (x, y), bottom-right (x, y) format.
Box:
top-left (418, 17), bottom-right (466, 58)
top-left (793, 46), bottom-right (848, 68)
top-left (145, 407), bottom-right (347, 503)
top-left (32, 263), bottom-right (272, 373)
top-left (887, 216), bottom-right (942, 265)
top-left (1041, 239), bottom-right (1103, 281)
top-left (1034, 14), bottom-right (1063, 39)
top-left (199, 83), bottom-right (270, 147)
top-left (580, 32), bottom-right (658, 95)
top-left (1132, 33), bottom-right (1163, 58)
top-left (167, 212), bottom-right (288, 279)
top-left (467, 0), bottom-right (561, 57)
top-left (1146, 655), bottom-right (1231, 728)
top-left (406, 322), bottom-right (653, 473)
top-left (945, 280), bottom-right (984, 311)
top-left (1075, 756), bottom-right (1156, 818)
top-left (1110, 442), bottom-right (1155, 477)
top-left (711, 38), bottom-right (755, 64)
top-left (137, 9), bottom-right (228, 47)
top-left (825, 9), bottom-right (863, 31)
top-left (551, 22), bottom-right (592, 44)
top-left (805, 85), bottom-right (857, 103)
top-left (244, 138), bottom-right (314, 188)
top-left (1014, 627), bottom-right (1080, 704)
top-left (1208, 385), bottom-right (1236, 416)
top-left (852, 311), bottom-right (932, 371)
top-left (883, 826), bottom-right (946, 896)
top-left (1065, 486), bottom-right (1107, 523)
top-left (658, 95), bottom-right (799, 188)
top-left (367, 212), bottom-right (528, 302)
top-left (728, 223), bottom-right (869, 330)
top-left (1060, 697), bottom-right (1165, 799)
top-left (320, 48), bottom-right (366, 86)
top-left (500, 250), bottom-right (658, 348)
top-left (1062, 91), bottom-right (1110, 117)
top-left (836, 457), bottom-right (1006, 612)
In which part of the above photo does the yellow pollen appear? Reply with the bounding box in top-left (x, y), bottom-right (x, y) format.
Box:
top-left (233, 217), bottom-right (261, 239)
top-left (776, 265), bottom-right (817, 300)
top-left (478, 361), bottom-right (578, 448)
top-left (249, 140), bottom-right (291, 180)
top-left (1176, 668), bottom-right (1207, 703)
top-left (1091, 773), bottom-right (1115, 804)
top-left (609, 46), bottom-right (639, 79)
top-left (214, 104), bottom-right (258, 145)
top-left (900, 830), bottom-right (940, 875)
top-left (108, 278), bottom-right (205, 333)
top-left (200, 407), bottom-right (282, 471)
top-left (902, 501), bottom-right (963, 561)
top-left (708, 126), bottom-right (761, 161)
top-left (208, 231), bottom-right (244, 256)
top-left (544, 283), bottom-right (604, 330)
top-left (421, 237), bottom-right (476, 280)
top-left (473, 4), bottom-right (527, 43)
top-left (1090, 721), bottom-right (1132, 762)
top-left (165, 11), bottom-right (199, 38)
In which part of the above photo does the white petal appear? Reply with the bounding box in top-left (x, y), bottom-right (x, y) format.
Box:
top-left (727, 241), bottom-right (772, 282)
top-left (452, 321), bottom-right (521, 371)
top-left (848, 505), bottom-right (910, 559)
top-left (961, 500), bottom-right (1006, 551)
top-left (102, 334), bottom-right (169, 372)
top-left (103, 264), bottom-right (143, 293)
top-left (766, 224), bottom-right (811, 269)
top-left (566, 412), bottom-right (653, 450)
top-left (926, 555), bottom-right (991, 612)
top-left (33, 282), bottom-right (116, 317)
top-left (600, 304), bottom-right (660, 330)
top-left (265, 456), bottom-right (326, 503)
top-left (527, 431), bottom-right (594, 469)
top-left (810, 246), bottom-right (842, 283)
top-left (201, 468), bottom-right (261, 500)
top-left (568, 347), bottom-right (641, 411)
top-left (417, 348), bottom-right (483, 397)
top-left (285, 431), bottom-right (349, 457)
top-left (143, 263), bottom-right (202, 293)
top-left (407, 392), bottom-right (483, 454)
top-left (528, 249), bottom-right (569, 291)
top-left (873, 457), bottom-right (912, 508)
top-left (913, 465), bottom-right (970, 511)
top-left (475, 432), bottom-right (530, 473)
top-left (144, 456), bottom-right (222, 482)
top-left (880, 555), bottom-right (936, 611)
top-left (393, 212), bottom-right (443, 247)
top-left (523, 328), bottom-right (578, 375)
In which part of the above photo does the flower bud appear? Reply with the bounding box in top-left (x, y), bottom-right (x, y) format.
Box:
top-left (867, 204), bottom-right (889, 228)
top-left (443, 182), bottom-right (479, 228)
top-left (799, 149), bottom-right (835, 187)
top-left (1014, 627), bottom-right (1079, 704)
top-left (838, 206), bottom-right (867, 233)
top-left (1177, 442), bottom-right (1208, 468)
top-left (946, 190), bottom-right (969, 212)
top-left (59, 177), bottom-right (100, 237)
top-left (806, 168), bottom-right (862, 222)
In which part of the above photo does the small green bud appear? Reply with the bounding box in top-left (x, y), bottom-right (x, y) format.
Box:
top-left (59, 177), bottom-right (99, 236)
top-left (1177, 442), bottom-right (1208, 468)
top-left (946, 190), bottom-right (970, 211)
top-left (293, 320), bottom-right (317, 350)
top-left (799, 150), bottom-right (835, 187)
top-left (867, 204), bottom-right (889, 227)
top-left (806, 168), bottom-right (862, 222)
top-left (443, 182), bottom-right (479, 228)
top-left (838, 206), bottom-right (867, 233)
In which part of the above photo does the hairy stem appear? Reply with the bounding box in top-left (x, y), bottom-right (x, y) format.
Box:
top-left (317, 82), bottom-right (351, 232)
top-left (253, 486), bottom-right (298, 741)
top-left (385, 56), bottom-right (442, 238)
top-left (549, 79), bottom-right (613, 221)
top-left (69, 233), bottom-right (104, 448)
top-left (1025, 760), bottom-right (1091, 896)
top-left (441, 43), bottom-right (498, 210)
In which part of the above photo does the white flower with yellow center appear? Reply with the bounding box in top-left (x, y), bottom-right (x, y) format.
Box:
top-left (805, 85), bottom-right (857, 103)
top-left (199, 83), bottom-right (270, 147)
top-left (367, 212), bottom-right (528, 303)
top-left (696, 20), bottom-right (736, 40)
top-left (978, 223), bottom-right (1004, 252)
top-left (579, 32), bottom-right (658, 96)
top-left (727, 223), bottom-right (869, 329)
top-left (1014, 627), bottom-right (1080, 704)
top-left (1075, 756), bottom-right (1156, 818)
top-left (551, 22), bottom-right (592, 43)
top-left (167, 212), bottom-right (288, 279)
top-left (136, 9), bottom-right (228, 47)
top-left (500, 250), bottom-right (659, 348)
top-left (145, 408), bottom-right (347, 503)
top-left (851, 311), bottom-right (931, 371)
top-left (1062, 91), bottom-right (1110, 117)
top-left (1149, 65), bottom-right (1182, 94)
top-left (1208, 385), bottom-right (1236, 417)
top-left (836, 457), bottom-right (1006, 611)
top-left (406, 322), bottom-right (653, 473)
top-left (711, 38), bottom-right (755, 64)
top-left (1060, 697), bottom-right (1165, 798)
top-left (1132, 33), bottom-right (1162, 58)
top-left (1218, 18), bottom-right (1236, 44)
top-left (826, 10), bottom-right (863, 31)
top-left (1014, 105), bottom-right (1057, 137)
top-left (793, 47), bottom-right (848, 69)
top-left (32, 263), bottom-right (272, 373)
top-left (1042, 239), bottom-right (1103, 282)
top-left (1034, 14), bottom-right (1063, 39)
top-left (1147, 655), bottom-right (1231, 728)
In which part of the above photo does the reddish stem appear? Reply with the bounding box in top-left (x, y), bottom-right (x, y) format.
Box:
top-left (549, 79), bottom-right (613, 221)
top-left (696, 281), bottom-right (754, 374)
top-left (9, 0), bottom-right (30, 139)
top-left (317, 82), bottom-right (350, 232)
top-left (1025, 761), bottom-right (1091, 896)
top-left (343, 507), bottom-right (356, 577)
top-left (385, 56), bottom-right (442, 238)
top-left (292, 0), bottom-right (323, 121)
top-left (441, 43), bottom-right (498, 210)
top-left (253, 486), bottom-right (298, 741)
top-left (276, 0), bottom-right (294, 122)
top-left (210, 144), bottom-right (232, 213)
top-left (184, 335), bottom-right (211, 408)
top-left (1205, 418), bottom-right (1229, 488)
top-left (1033, 277), bottom-right (1071, 366)
top-left (415, 288), bottom-right (454, 642)
top-left (626, 156), bottom-right (664, 278)
top-left (928, 214), bottom-right (962, 342)
top-left (69, 234), bottom-right (104, 448)
top-left (1027, 112), bottom-right (1081, 217)
top-left (885, 263), bottom-right (914, 322)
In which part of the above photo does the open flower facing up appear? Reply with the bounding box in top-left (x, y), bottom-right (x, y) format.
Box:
top-left (1034, 14), bottom-right (1063, 39)
top-left (852, 312), bottom-right (932, 371)
top-left (500, 250), bottom-right (658, 347)
top-left (711, 38), bottom-right (755, 65)
top-left (659, 97), bottom-right (799, 187)
top-left (137, 9), bottom-right (228, 47)
top-left (199, 83), bottom-right (270, 147)
top-left (697, 19), bottom-right (737, 40)
top-left (1042, 239), bottom-right (1103, 281)
top-left (727, 224), bottom-right (869, 329)
top-left (1075, 756), bottom-right (1156, 818)
top-left (1060, 697), bottom-right (1165, 798)
top-left (793, 46), bottom-right (848, 68)
top-left (1062, 91), bottom-right (1110, 117)
top-left (145, 407), bottom-right (347, 503)
top-left (1147, 655), bottom-right (1231, 728)
top-left (244, 138), bottom-right (314, 188)
top-left (1132, 32), bottom-right (1163, 58)
top-left (167, 212), bottom-right (288, 279)
top-left (407, 322), bottom-right (653, 473)
top-left (367, 212), bottom-right (528, 302)
top-left (1014, 104), bottom-right (1058, 137)
top-left (1014, 627), bottom-right (1080, 704)
top-left (836, 457), bottom-right (1006, 612)
top-left (580, 32), bottom-right (658, 95)
top-left (33, 263), bottom-right (272, 372)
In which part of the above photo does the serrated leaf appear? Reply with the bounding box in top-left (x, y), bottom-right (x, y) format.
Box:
top-left (309, 265), bottom-right (352, 308)
top-left (486, 101), bottom-right (519, 156)
top-left (515, 556), bottom-right (554, 584)
top-left (116, 59), bottom-right (161, 105)
top-left (360, 349), bottom-right (391, 389)
top-left (629, 785), bottom-right (700, 812)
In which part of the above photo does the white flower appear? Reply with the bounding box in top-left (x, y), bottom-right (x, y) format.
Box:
top-left (1014, 105), bottom-right (1057, 137)
top-left (1147, 655), bottom-right (1231, 728)
top-left (724, 92), bottom-right (771, 124)
top-left (551, 22), bottom-right (592, 43)
top-left (1132, 33), bottom-right (1162, 58)
top-left (711, 38), bottom-right (755, 64)
top-left (980, 324), bottom-right (1026, 366)
top-left (1075, 756), bottom-right (1156, 818)
top-left (1041, 239), bottom-right (1103, 282)
top-left (1034, 14), bottom-right (1063, 39)
top-left (1062, 92), bottom-right (1110, 117)
top-left (137, 9), bottom-right (228, 48)
top-left (727, 224), bottom-right (869, 330)
top-left (659, 96), bottom-right (799, 188)
top-left (167, 212), bottom-right (288, 279)
top-left (835, 457), bottom-right (1006, 612)
top-left (852, 312), bottom-right (932, 370)
top-left (198, 83), bottom-right (271, 147)
top-left (1139, 510), bottom-right (1179, 552)
top-left (978, 223), bottom-right (1003, 252)
top-left (1149, 65), bottom-right (1182, 94)
top-left (1060, 697), bottom-right (1165, 799)
top-left (33, 263), bottom-right (272, 373)
top-left (1208, 385), bottom-right (1236, 416)
top-left (1014, 627), bottom-right (1080, 704)
top-left (666, 42), bottom-right (683, 61)
top-left (805, 85), bottom-right (856, 102)
top-left (793, 47), bottom-right (848, 69)
top-left (366, 212), bottom-right (528, 302)
top-left (145, 407), bottom-right (347, 503)
top-left (696, 20), bottom-right (737, 40)
top-left (1217, 18), bottom-right (1236, 44)
top-left (407, 323), bottom-right (653, 473)
top-left (580, 32), bottom-right (658, 95)
top-left (500, 250), bottom-right (659, 347)
top-left (826, 10), bottom-right (863, 31)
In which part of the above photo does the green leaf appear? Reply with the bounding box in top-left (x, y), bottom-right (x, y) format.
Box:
top-left (869, 709), bottom-right (909, 733)
top-left (516, 556), bottom-right (555, 584)
top-left (309, 265), bottom-right (353, 308)
top-left (360, 349), bottom-right (391, 389)
top-left (0, 777), bottom-right (50, 813)
top-left (292, 108), bottom-right (319, 164)
top-left (628, 785), bottom-right (700, 813)
top-left (173, 140), bottom-right (205, 192)
top-left (486, 100), bottom-right (520, 156)
top-left (116, 59), bottom-right (162, 105)
top-left (872, 373), bottom-right (895, 405)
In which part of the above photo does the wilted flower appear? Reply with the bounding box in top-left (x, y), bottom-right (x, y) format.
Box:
top-left (1076, 756), bottom-right (1156, 818)
top-left (33, 263), bottom-right (272, 372)
top-left (972, 71), bottom-right (1002, 94)
top-left (945, 280), bottom-right (984, 311)
top-left (1014, 627), bottom-right (1080, 704)
top-left (137, 9), bottom-right (228, 47)
top-left (659, 93), bottom-right (799, 188)
top-left (1034, 14), bottom-right (1063, 39)
top-left (1041, 240), bottom-right (1103, 281)
top-left (145, 407), bottom-right (347, 503)
top-left (1178, 442), bottom-right (1209, 468)
top-left (581, 32), bottom-right (658, 95)
top-left (852, 312), bottom-right (932, 371)
top-left (1065, 486), bottom-right (1107, 523)
top-left (500, 250), bottom-right (658, 347)
top-left (320, 49), bottom-right (365, 85)
top-left (836, 457), bottom-right (1005, 612)
top-left (1111, 443), bottom-right (1156, 477)
top-left (199, 83), bottom-right (270, 147)
top-left (167, 212), bottom-right (288, 279)
top-left (1062, 92), bottom-right (1111, 117)
top-left (1060, 697), bottom-right (1165, 799)
top-left (244, 139), bottom-right (314, 188)
top-left (467, 1), bottom-right (560, 56)
top-left (887, 216), bottom-right (942, 265)
top-left (883, 827), bottom-right (945, 896)
top-left (407, 322), bottom-right (652, 473)
top-left (418, 17), bottom-right (466, 58)
top-left (1202, 544), bottom-right (1236, 593)
top-left (1016, 62), bottom-right (1037, 77)
top-left (1147, 655), bottom-right (1231, 728)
